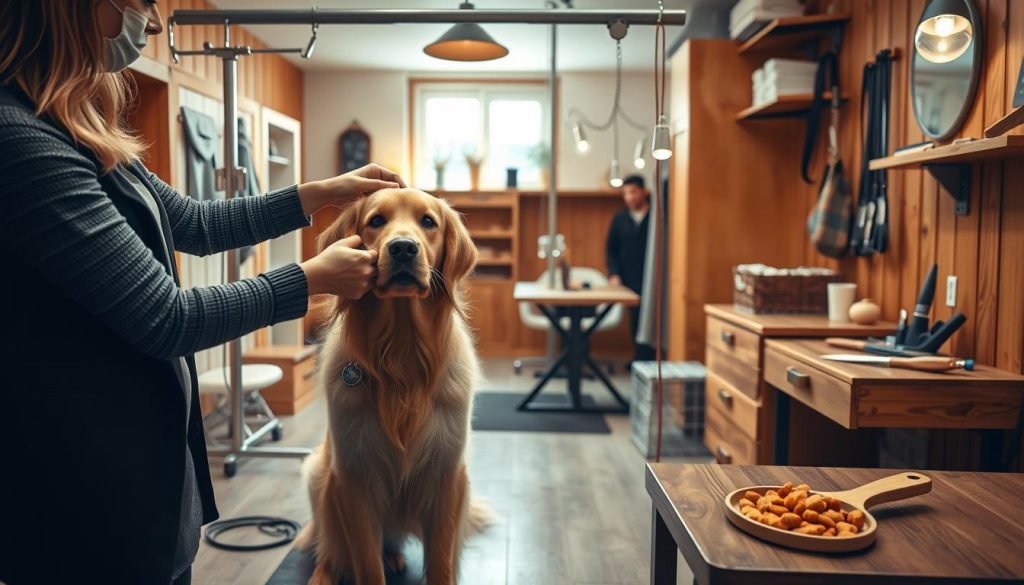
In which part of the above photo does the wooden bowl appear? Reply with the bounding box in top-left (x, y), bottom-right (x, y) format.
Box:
top-left (724, 472), bottom-right (932, 553)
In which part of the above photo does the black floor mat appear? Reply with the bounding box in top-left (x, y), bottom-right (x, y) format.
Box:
top-left (470, 392), bottom-right (613, 434)
top-left (266, 544), bottom-right (424, 585)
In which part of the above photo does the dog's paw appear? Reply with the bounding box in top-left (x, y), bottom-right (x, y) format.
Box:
top-left (383, 550), bottom-right (407, 574)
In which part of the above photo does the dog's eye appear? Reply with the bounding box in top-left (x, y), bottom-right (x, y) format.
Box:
top-left (368, 214), bottom-right (387, 228)
top-left (420, 215), bottom-right (437, 229)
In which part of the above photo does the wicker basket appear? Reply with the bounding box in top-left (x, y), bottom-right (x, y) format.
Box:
top-left (733, 266), bottom-right (839, 314)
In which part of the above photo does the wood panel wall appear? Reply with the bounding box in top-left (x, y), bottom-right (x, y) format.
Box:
top-left (140, 0), bottom-right (304, 122)
top-left (782, 0), bottom-right (1024, 469)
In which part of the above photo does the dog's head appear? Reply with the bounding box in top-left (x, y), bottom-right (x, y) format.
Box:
top-left (317, 188), bottom-right (477, 305)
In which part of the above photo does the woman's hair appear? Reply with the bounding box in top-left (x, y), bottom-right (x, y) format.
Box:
top-left (0, 1), bottom-right (144, 171)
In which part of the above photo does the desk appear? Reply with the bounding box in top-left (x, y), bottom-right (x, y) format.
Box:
top-left (647, 463), bottom-right (1024, 585)
top-left (513, 282), bottom-right (640, 413)
top-left (765, 339), bottom-right (1024, 469)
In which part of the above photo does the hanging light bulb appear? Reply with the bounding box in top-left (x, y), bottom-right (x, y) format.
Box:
top-left (914, 0), bottom-right (974, 64)
top-left (609, 159), bottom-right (623, 187)
top-left (633, 136), bottom-right (647, 169)
top-left (651, 114), bottom-right (672, 160)
top-left (572, 120), bottom-right (590, 154)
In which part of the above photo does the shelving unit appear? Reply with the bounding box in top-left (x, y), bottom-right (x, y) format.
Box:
top-left (736, 92), bottom-right (847, 121)
top-left (869, 135), bottom-right (1024, 215)
top-left (262, 106), bottom-right (304, 345)
top-left (736, 13), bottom-right (850, 55)
top-left (441, 191), bottom-right (519, 280)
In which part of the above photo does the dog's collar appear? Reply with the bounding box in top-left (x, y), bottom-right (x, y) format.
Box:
top-left (341, 361), bottom-right (364, 387)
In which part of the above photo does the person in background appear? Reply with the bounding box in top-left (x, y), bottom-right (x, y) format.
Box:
top-left (0, 2), bottom-right (403, 584)
top-left (606, 174), bottom-right (655, 364)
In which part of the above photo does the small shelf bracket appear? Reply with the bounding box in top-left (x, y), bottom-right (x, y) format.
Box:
top-left (923, 163), bottom-right (970, 215)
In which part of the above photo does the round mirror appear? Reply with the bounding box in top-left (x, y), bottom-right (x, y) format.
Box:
top-left (911, 0), bottom-right (983, 141)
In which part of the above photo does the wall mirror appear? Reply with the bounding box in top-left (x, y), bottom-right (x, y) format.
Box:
top-left (911, 0), bottom-right (983, 141)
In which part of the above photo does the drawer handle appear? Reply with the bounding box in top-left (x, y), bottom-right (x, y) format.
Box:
top-left (716, 445), bottom-right (732, 464)
top-left (786, 366), bottom-right (810, 389)
top-left (717, 388), bottom-right (733, 406)
top-left (720, 330), bottom-right (736, 346)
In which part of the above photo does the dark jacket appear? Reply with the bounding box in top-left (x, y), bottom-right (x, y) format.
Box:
top-left (0, 86), bottom-right (309, 585)
top-left (606, 207), bottom-right (649, 293)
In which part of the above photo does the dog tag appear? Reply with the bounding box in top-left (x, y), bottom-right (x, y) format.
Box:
top-left (341, 362), bottom-right (363, 386)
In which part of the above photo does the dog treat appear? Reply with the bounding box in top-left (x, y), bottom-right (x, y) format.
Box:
top-left (735, 480), bottom-right (868, 539)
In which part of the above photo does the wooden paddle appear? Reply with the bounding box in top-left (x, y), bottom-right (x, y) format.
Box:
top-left (724, 472), bottom-right (932, 553)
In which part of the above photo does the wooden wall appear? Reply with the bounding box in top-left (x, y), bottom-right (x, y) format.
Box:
top-left (139, 0), bottom-right (303, 122)
top-left (783, 0), bottom-right (1024, 469)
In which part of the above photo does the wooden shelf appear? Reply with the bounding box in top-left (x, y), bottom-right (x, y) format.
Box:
top-left (736, 13), bottom-right (850, 55)
top-left (470, 229), bottom-right (515, 239)
top-left (268, 154), bottom-right (291, 166)
top-left (736, 92), bottom-right (846, 121)
top-left (475, 258), bottom-right (514, 267)
top-left (869, 135), bottom-right (1024, 170)
top-left (869, 135), bottom-right (1024, 216)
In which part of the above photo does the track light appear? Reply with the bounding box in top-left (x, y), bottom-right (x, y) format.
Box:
top-left (572, 121), bottom-right (590, 154)
top-left (609, 159), bottom-right (623, 187)
top-left (302, 22), bottom-right (319, 59)
top-left (633, 137), bottom-right (646, 169)
top-left (651, 114), bottom-right (672, 161)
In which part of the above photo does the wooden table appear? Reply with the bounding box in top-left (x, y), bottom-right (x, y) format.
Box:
top-left (513, 282), bottom-right (640, 413)
top-left (765, 338), bottom-right (1024, 469)
top-left (646, 463), bottom-right (1024, 585)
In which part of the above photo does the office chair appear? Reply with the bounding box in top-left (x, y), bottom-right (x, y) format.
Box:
top-left (512, 266), bottom-right (624, 376)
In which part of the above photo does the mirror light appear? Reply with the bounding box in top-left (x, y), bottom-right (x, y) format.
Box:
top-left (914, 0), bottom-right (973, 64)
top-left (651, 114), bottom-right (672, 161)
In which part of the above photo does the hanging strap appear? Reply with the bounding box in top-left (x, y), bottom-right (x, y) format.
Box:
top-left (801, 51), bottom-right (840, 184)
top-left (852, 49), bottom-right (893, 256)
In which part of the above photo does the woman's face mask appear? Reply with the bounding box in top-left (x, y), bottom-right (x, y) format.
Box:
top-left (103, 0), bottom-right (149, 73)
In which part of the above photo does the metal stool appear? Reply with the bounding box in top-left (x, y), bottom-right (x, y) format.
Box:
top-left (198, 364), bottom-right (285, 450)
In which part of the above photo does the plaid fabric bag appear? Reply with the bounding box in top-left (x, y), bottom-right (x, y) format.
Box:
top-left (805, 54), bottom-right (851, 258)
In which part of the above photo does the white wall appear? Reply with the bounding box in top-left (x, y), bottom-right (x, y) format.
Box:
top-left (303, 69), bottom-right (657, 191)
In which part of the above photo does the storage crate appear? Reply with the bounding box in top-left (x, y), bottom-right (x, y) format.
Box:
top-left (630, 361), bottom-right (707, 458)
top-left (733, 264), bottom-right (839, 314)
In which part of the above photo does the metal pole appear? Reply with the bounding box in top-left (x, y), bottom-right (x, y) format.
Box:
top-left (221, 26), bottom-right (244, 472)
top-left (545, 18), bottom-right (557, 359)
top-left (169, 8), bottom-right (686, 26)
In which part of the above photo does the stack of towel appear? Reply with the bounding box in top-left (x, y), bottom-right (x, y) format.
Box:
top-left (751, 58), bottom-right (817, 106)
top-left (729, 0), bottom-right (805, 41)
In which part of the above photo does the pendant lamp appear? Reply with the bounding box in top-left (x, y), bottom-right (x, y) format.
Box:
top-left (424, 2), bottom-right (509, 62)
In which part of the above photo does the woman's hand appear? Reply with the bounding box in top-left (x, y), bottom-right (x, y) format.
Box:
top-left (300, 235), bottom-right (379, 299)
top-left (298, 164), bottom-right (406, 215)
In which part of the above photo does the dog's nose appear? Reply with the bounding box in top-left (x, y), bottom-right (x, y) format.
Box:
top-left (387, 237), bottom-right (419, 262)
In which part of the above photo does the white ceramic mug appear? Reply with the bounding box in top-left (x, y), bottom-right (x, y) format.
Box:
top-left (827, 282), bottom-right (857, 322)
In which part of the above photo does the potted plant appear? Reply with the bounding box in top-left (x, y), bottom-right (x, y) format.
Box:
top-left (528, 143), bottom-right (551, 188)
top-left (463, 145), bottom-right (484, 191)
top-left (432, 149), bottom-right (450, 190)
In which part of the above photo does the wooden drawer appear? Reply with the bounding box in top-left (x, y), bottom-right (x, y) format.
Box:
top-left (706, 370), bottom-right (759, 441)
top-left (706, 316), bottom-right (761, 368)
top-left (295, 354), bottom-right (318, 397)
top-left (705, 345), bottom-right (760, 400)
top-left (763, 346), bottom-right (853, 428)
top-left (704, 402), bottom-right (758, 465)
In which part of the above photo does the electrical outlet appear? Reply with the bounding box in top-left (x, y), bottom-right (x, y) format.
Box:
top-left (946, 275), bottom-right (958, 307)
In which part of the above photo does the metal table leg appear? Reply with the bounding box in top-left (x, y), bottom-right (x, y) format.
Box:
top-left (650, 505), bottom-right (677, 585)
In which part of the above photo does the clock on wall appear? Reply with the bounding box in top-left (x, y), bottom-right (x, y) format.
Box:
top-left (339, 121), bottom-right (371, 173)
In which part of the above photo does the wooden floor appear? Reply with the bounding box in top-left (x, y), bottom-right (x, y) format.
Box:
top-left (193, 358), bottom-right (709, 585)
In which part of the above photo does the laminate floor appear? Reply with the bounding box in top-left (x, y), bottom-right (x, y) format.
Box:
top-left (193, 358), bottom-right (710, 585)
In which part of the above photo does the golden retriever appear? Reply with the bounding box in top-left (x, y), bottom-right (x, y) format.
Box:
top-left (297, 188), bottom-right (486, 585)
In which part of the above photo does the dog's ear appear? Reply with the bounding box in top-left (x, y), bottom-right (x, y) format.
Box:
top-left (316, 198), bottom-right (366, 253)
top-left (439, 200), bottom-right (478, 295)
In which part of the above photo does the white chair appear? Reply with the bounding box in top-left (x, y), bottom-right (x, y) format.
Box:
top-left (513, 267), bottom-right (624, 375)
top-left (198, 363), bottom-right (285, 444)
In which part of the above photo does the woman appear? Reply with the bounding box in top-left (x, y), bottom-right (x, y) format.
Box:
top-left (0, 2), bottom-right (402, 584)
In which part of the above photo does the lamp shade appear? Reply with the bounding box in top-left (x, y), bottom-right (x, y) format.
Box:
top-left (609, 159), bottom-right (623, 187)
top-left (424, 22), bottom-right (509, 62)
top-left (915, 0), bottom-right (973, 64)
top-left (651, 114), bottom-right (672, 160)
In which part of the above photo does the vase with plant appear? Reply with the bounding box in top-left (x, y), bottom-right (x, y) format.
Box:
top-left (528, 143), bottom-right (551, 189)
top-left (463, 145), bottom-right (484, 191)
top-left (432, 150), bottom-right (450, 190)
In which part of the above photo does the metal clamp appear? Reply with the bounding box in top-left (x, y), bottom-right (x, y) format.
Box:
top-left (786, 366), bottom-right (810, 389)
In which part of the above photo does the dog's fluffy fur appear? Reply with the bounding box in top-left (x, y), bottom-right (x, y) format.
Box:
top-left (297, 188), bottom-right (487, 585)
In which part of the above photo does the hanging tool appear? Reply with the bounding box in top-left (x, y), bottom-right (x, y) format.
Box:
top-left (851, 49), bottom-right (894, 256)
top-left (821, 354), bottom-right (974, 373)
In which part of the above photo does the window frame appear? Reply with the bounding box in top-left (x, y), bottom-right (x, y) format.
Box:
top-left (408, 78), bottom-right (554, 191)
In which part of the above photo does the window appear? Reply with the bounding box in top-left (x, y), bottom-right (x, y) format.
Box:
top-left (413, 82), bottom-right (549, 190)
